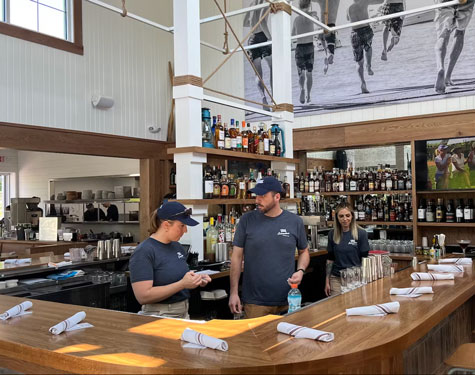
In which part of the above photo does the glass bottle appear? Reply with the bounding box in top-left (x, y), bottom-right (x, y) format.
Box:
top-left (212, 170), bottom-right (221, 198)
top-left (456, 199), bottom-right (464, 223)
top-left (241, 122), bottom-right (248, 153)
top-left (224, 123), bottom-right (231, 150)
top-left (435, 198), bottom-right (445, 223)
top-left (426, 199), bottom-right (435, 223)
top-left (228, 175), bottom-right (237, 199)
top-left (464, 199), bottom-right (473, 223)
top-left (206, 217), bottom-right (218, 262)
top-left (203, 166), bottom-right (214, 199)
top-left (417, 198), bottom-right (426, 222)
top-left (248, 170), bottom-right (256, 198)
top-left (235, 121), bottom-right (243, 152)
top-left (229, 119), bottom-right (237, 151)
top-left (262, 124), bottom-right (270, 155)
top-left (446, 199), bottom-right (455, 223)
top-left (283, 176), bottom-right (290, 199)
top-left (215, 115), bottom-right (224, 150)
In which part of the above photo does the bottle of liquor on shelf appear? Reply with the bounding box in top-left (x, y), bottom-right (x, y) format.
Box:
top-left (237, 174), bottom-right (247, 199)
top-left (213, 169), bottom-right (221, 198)
top-left (217, 214), bottom-right (225, 243)
top-left (228, 174), bottom-right (237, 199)
top-left (248, 170), bottom-right (256, 198)
top-left (241, 122), bottom-right (248, 153)
top-left (446, 199), bottom-right (455, 223)
top-left (258, 125), bottom-right (264, 155)
top-left (215, 115), bottom-right (224, 150)
top-left (254, 126), bottom-right (260, 154)
top-left (456, 199), bottom-right (464, 223)
top-left (274, 127), bottom-right (282, 157)
top-left (248, 125), bottom-right (256, 154)
top-left (203, 166), bottom-right (214, 199)
top-left (294, 174), bottom-right (300, 193)
top-left (426, 199), bottom-right (435, 222)
top-left (464, 198), bottom-right (474, 223)
top-left (236, 121), bottom-right (243, 152)
top-left (283, 176), bottom-right (290, 199)
top-left (435, 198), bottom-right (445, 223)
top-left (224, 123), bottom-right (231, 151)
top-left (418, 198), bottom-right (426, 222)
top-left (229, 119), bottom-right (237, 151)
top-left (206, 217), bottom-right (218, 262)
top-left (220, 171), bottom-right (229, 198)
top-left (169, 167), bottom-right (176, 187)
top-left (262, 124), bottom-right (270, 155)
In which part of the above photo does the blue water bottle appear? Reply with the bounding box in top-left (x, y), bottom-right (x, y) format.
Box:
top-left (287, 284), bottom-right (302, 313)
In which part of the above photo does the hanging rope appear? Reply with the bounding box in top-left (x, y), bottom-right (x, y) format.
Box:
top-left (222, 0), bottom-right (229, 54)
top-left (324, 0), bottom-right (329, 34)
top-left (121, 0), bottom-right (127, 17)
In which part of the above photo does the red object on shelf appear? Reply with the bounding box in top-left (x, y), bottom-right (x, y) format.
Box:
top-left (369, 250), bottom-right (390, 255)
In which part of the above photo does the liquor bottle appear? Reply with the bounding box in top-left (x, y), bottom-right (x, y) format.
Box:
top-left (435, 198), bottom-right (445, 223)
top-left (464, 199), bottom-right (473, 223)
top-left (206, 217), bottom-right (218, 262)
top-left (228, 175), bottom-right (237, 199)
top-left (224, 123), bottom-right (231, 150)
top-left (258, 125), bottom-right (264, 155)
top-left (446, 199), bottom-right (455, 223)
top-left (389, 201), bottom-right (396, 222)
top-left (263, 124), bottom-right (270, 155)
top-left (248, 170), bottom-right (256, 198)
top-left (220, 171), bottom-right (229, 198)
top-left (254, 126), bottom-right (260, 154)
top-left (248, 125), bottom-right (255, 154)
top-left (241, 122), bottom-right (248, 153)
top-left (283, 176), bottom-right (290, 199)
top-left (338, 171), bottom-right (345, 192)
top-left (377, 201), bottom-right (384, 221)
top-left (269, 131), bottom-right (276, 156)
top-left (429, 236), bottom-right (436, 260)
top-left (434, 235), bottom-right (441, 259)
top-left (467, 199), bottom-right (474, 223)
top-left (224, 215), bottom-right (233, 243)
top-left (417, 198), bottom-right (426, 222)
top-left (315, 172), bottom-right (320, 192)
top-left (238, 175), bottom-right (247, 199)
top-left (203, 166), bottom-right (214, 199)
top-left (235, 121), bottom-right (243, 152)
top-left (406, 172), bottom-right (412, 190)
top-left (350, 172), bottom-right (357, 191)
top-left (426, 199), bottom-right (435, 222)
top-left (371, 201), bottom-right (378, 221)
top-left (169, 167), bottom-right (176, 186)
top-left (304, 173), bottom-right (309, 193)
top-left (358, 198), bottom-right (365, 221)
top-left (386, 172), bottom-right (393, 191)
top-left (215, 115), bottom-right (225, 150)
top-left (229, 119), bottom-right (237, 151)
top-left (217, 215), bottom-right (225, 243)
top-left (456, 199), bottom-right (464, 223)
top-left (294, 174), bottom-right (300, 193)
top-left (309, 173), bottom-right (315, 194)
top-left (299, 172), bottom-right (305, 193)
top-left (368, 171), bottom-right (374, 191)
top-left (397, 172), bottom-right (405, 190)
top-left (274, 128), bottom-right (282, 157)
top-left (212, 116), bottom-right (217, 147)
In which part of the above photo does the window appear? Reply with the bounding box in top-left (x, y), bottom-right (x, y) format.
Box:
top-left (0, 0), bottom-right (83, 55)
top-left (0, 174), bottom-right (10, 220)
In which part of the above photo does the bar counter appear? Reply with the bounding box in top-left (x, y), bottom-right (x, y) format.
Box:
top-left (0, 263), bottom-right (473, 374)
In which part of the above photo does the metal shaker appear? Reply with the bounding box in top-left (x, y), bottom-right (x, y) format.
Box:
top-left (97, 240), bottom-right (105, 260)
top-left (112, 238), bottom-right (121, 258)
top-left (105, 239), bottom-right (113, 259)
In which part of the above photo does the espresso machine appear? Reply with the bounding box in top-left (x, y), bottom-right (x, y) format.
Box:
top-left (301, 215), bottom-right (326, 251)
top-left (10, 197), bottom-right (43, 233)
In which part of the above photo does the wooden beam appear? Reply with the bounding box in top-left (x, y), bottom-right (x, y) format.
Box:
top-left (0, 121), bottom-right (171, 159)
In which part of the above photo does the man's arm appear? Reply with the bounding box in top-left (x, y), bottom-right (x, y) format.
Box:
top-left (288, 248), bottom-right (310, 285)
top-left (228, 246), bottom-right (244, 314)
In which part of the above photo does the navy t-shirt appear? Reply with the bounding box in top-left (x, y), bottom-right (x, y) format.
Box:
top-left (327, 228), bottom-right (369, 277)
top-left (233, 209), bottom-right (308, 306)
top-left (129, 237), bottom-right (190, 304)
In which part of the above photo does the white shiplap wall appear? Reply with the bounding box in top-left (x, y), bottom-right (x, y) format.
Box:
top-left (0, 148), bottom-right (19, 197)
top-left (0, 0), bottom-right (244, 140)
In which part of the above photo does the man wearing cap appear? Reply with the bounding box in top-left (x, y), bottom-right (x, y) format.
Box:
top-left (229, 176), bottom-right (310, 318)
top-left (435, 143), bottom-right (451, 189)
top-left (83, 203), bottom-right (106, 221)
top-left (129, 201), bottom-right (212, 319)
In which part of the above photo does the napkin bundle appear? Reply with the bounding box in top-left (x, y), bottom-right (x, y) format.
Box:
top-left (4, 258), bottom-right (32, 265)
top-left (411, 272), bottom-right (454, 281)
top-left (346, 301), bottom-right (400, 316)
top-left (0, 301), bottom-right (33, 320)
top-left (277, 322), bottom-right (334, 342)
top-left (181, 328), bottom-right (228, 351)
top-left (427, 265), bottom-right (464, 273)
top-left (390, 287), bottom-right (433, 298)
top-left (49, 311), bottom-right (93, 335)
top-left (438, 258), bottom-right (472, 265)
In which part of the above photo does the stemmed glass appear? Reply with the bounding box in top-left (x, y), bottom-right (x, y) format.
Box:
top-left (457, 240), bottom-right (471, 257)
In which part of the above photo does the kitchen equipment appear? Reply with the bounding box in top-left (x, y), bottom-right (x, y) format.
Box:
top-left (82, 190), bottom-right (93, 200)
top-left (66, 191), bottom-right (78, 201)
top-left (300, 216), bottom-right (324, 251)
top-left (10, 197), bottom-right (43, 228)
top-left (270, 123), bottom-right (286, 157)
top-left (97, 240), bottom-right (105, 260)
top-left (84, 245), bottom-right (96, 261)
top-left (112, 239), bottom-right (120, 258)
top-left (105, 239), bottom-right (113, 259)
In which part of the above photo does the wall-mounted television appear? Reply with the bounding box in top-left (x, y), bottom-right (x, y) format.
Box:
top-left (415, 137), bottom-right (475, 191)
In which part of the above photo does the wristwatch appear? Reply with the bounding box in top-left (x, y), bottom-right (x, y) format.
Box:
top-left (297, 268), bottom-right (305, 274)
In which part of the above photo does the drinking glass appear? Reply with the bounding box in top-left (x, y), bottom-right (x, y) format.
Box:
top-left (351, 266), bottom-right (362, 287)
top-left (340, 269), bottom-right (349, 294)
top-left (346, 268), bottom-right (356, 290)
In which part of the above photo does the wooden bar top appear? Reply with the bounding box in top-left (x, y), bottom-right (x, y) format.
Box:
top-left (0, 263), bottom-right (473, 374)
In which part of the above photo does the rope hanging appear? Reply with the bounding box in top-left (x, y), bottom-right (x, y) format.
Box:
top-left (121, 0), bottom-right (127, 17)
top-left (222, 0), bottom-right (229, 54)
top-left (324, 0), bottom-right (329, 34)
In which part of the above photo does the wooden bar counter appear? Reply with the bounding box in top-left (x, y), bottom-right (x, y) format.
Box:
top-left (0, 263), bottom-right (473, 374)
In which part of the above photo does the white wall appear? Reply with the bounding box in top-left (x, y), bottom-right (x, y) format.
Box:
top-left (0, 148), bottom-right (19, 197)
top-left (0, 0), bottom-right (244, 140)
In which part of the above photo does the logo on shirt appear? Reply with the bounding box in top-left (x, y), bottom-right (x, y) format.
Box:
top-left (348, 239), bottom-right (358, 247)
top-left (177, 252), bottom-right (184, 259)
top-left (277, 229), bottom-right (290, 238)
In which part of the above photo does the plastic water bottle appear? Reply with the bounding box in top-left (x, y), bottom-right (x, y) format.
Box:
top-left (287, 284), bottom-right (301, 313)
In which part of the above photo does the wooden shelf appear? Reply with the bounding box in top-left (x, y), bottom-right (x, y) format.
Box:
top-left (417, 189), bottom-right (475, 194)
top-left (300, 190), bottom-right (412, 196)
top-left (171, 198), bottom-right (300, 205)
top-left (62, 221), bottom-right (139, 225)
top-left (328, 220), bottom-right (413, 226)
top-left (44, 199), bottom-right (140, 204)
top-left (167, 146), bottom-right (299, 164)
top-left (417, 222), bottom-right (475, 228)
top-left (169, 185), bottom-right (176, 189)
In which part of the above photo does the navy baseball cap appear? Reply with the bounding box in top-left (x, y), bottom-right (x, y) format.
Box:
top-left (157, 201), bottom-right (199, 226)
top-left (249, 176), bottom-right (284, 196)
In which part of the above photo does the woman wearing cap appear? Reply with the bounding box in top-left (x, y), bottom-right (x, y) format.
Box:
top-left (325, 202), bottom-right (369, 296)
top-left (129, 201), bottom-right (212, 319)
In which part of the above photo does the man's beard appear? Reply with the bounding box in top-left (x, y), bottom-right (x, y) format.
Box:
top-left (257, 201), bottom-right (276, 214)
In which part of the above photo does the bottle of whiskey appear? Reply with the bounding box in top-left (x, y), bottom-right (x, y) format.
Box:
top-left (263, 124), bottom-right (270, 155)
top-left (435, 198), bottom-right (445, 223)
top-left (235, 121), bottom-right (243, 152)
top-left (215, 115), bottom-right (224, 150)
top-left (283, 176), bottom-right (290, 199)
top-left (224, 123), bottom-right (231, 150)
top-left (426, 199), bottom-right (435, 222)
top-left (241, 122), bottom-right (248, 153)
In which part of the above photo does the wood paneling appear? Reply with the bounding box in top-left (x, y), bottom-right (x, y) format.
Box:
top-left (293, 109), bottom-right (475, 151)
top-left (0, 264), bottom-right (472, 373)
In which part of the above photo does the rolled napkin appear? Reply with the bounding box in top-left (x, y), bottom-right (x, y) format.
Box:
top-left (49, 311), bottom-right (93, 335)
top-left (181, 328), bottom-right (228, 351)
top-left (4, 258), bottom-right (32, 265)
top-left (277, 322), bottom-right (334, 342)
top-left (390, 287), bottom-right (433, 297)
top-left (346, 301), bottom-right (400, 317)
top-left (411, 272), bottom-right (454, 281)
top-left (0, 301), bottom-right (33, 320)
top-left (438, 258), bottom-right (472, 265)
top-left (427, 264), bottom-right (464, 273)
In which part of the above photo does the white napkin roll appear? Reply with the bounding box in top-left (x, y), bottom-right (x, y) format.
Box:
top-left (181, 328), bottom-right (228, 351)
top-left (0, 301), bottom-right (33, 320)
top-left (411, 272), bottom-right (454, 280)
top-left (390, 287), bottom-right (433, 295)
top-left (427, 264), bottom-right (464, 273)
top-left (4, 258), bottom-right (32, 265)
top-left (438, 258), bottom-right (472, 265)
top-left (346, 301), bottom-right (400, 316)
top-left (49, 311), bottom-right (86, 335)
top-left (277, 322), bottom-right (334, 342)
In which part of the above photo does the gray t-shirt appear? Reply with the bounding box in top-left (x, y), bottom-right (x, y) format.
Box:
top-left (129, 237), bottom-right (190, 304)
top-left (233, 209), bottom-right (308, 306)
top-left (327, 228), bottom-right (369, 277)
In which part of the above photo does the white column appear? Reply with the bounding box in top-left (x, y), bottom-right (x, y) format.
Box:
top-left (270, 2), bottom-right (295, 201)
top-left (173, 0), bottom-right (206, 258)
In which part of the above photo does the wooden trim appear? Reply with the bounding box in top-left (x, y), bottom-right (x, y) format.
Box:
top-left (0, 121), bottom-right (171, 159)
top-left (270, 2), bottom-right (292, 15)
top-left (0, 0), bottom-right (83, 55)
top-left (173, 75), bottom-right (203, 87)
top-left (274, 103), bottom-right (294, 113)
top-left (171, 198), bottom-right (301, 205)
top-left (293, 109), bottom-right (475, 151)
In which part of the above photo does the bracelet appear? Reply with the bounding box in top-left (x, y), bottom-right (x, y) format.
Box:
top-left (297, 268), bottom-right (305, 274)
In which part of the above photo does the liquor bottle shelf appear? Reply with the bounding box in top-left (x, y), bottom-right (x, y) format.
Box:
top-left (417, 222), bottom-right (475, 227)
top-left (328, 221), bottom-right (413, 226)
top-left (167, 146), bottom-right (299, 164)
top-left (417, 189), bottom-right (475, 194)
top-left (171, 198), bottom-right (301, 205)
top-left (299, 190), bottom-right (412, 196)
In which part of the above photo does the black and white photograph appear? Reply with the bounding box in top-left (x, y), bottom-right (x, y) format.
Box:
top-left (243, 0), bottom-right (475, 119)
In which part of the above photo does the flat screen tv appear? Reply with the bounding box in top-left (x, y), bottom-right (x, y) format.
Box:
top-left (415, 136), bottom-right (475, 191)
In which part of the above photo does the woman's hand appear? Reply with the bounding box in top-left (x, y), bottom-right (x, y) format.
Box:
top-left (325, 278), bottom-right (331, 297)
top-left (181, 271), bottom-right (203, 289)
top-left (199, 274), bottom-right (212, 287)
